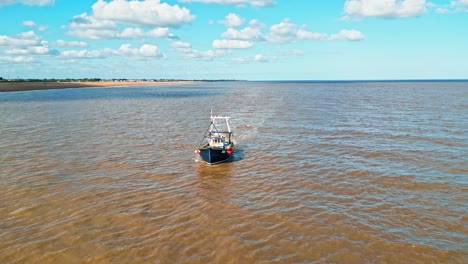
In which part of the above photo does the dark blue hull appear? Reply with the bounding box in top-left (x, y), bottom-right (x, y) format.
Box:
top-left (199, 148), bottom-right (233, 164)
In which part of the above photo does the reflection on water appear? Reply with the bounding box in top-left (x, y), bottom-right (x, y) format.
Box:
top-left (0, 81), bottom-right (467, 263)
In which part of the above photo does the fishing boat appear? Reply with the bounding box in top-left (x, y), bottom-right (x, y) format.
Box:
top-left (195, 112), bottom-right (235, 165)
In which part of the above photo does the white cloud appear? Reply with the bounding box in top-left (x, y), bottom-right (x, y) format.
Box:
top-left (22, 20), bottom-right (36, 27)
top-left (22, 20), bottom-right (48, 31)
top-left (296, 30), bottom-right (328, 41)
top-left (221, 20), bottom-right (265, 41)
top-left (268, 19), bottom-right (303, 43)
top-left (0, 31), bottom-right (42, 46)
top-left (212, 39), bottom-right (253, 49)
top-left (68, 13), bottom-right (169, 39)
top-left (221, 13), bottom-right (245, 28)
top-left (343, 0), bottom-right (427, 18)
top-left (435, 7), bottom-right (450, 13)
top-left (430, 0), bottom-right (468, 14)
top-left (55, 40), bottom-right (88, 48)
top-left (233, 54), bottom-right (270, 63)
top-left (179, 0), bottom-right (275, 7)
top-left (170, 41), bottom-right (192, 53)
top-left (68, 13), bottom-right (118, 39)
top-left (0, 31), bottom-right (50, 63)
top-left (167, 33), bottom-right (179, 40)
top-left (37, 25), bottom-right (48, 31)
top-left (328, 29), bottom-right (365, 41)
top-left (92, 0), bottom-right (195, 27)
top-left (5, 45), bottom-right (49, 55)
top-left (61, 48), bottom-right (116, 59)
top-left (119, 28), bottom-right (145, 38)
top-left (0, 56), bottom-right (34, 63)
top-left (0, 0), bottom-right (53, 6)
top-left (0, 31), bottom-right (50, 54)
top-left (58, 44), bottom-right (165, 60)
top-left (451, 0), bottom-right (468, 11)
top-left (182, 49), bottom-right (229, 60)
top-left (171, 41), bottom-right (191, 49)
top-left (170, 41), bottom-right (229, 60)
top-left (268, 19), bottom-right (365, 43)
top-left (118, 43), bottom-right (164, 58)
top-left (253, 54), bottom-right (268, 62)
top-left (267, 19), bottom-right (326, 43)
top-left (147, 28), bottom-right (170, 37)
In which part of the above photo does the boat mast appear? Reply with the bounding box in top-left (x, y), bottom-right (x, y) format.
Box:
top-left (225, 116), bottom-right (231, 133)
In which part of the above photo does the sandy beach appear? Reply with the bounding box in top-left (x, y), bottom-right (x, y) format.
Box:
top-left (0, 80), bottom-right (195, 92)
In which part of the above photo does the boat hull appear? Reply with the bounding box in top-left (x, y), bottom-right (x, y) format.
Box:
top-left (198, 148), bottom-right (233, 165)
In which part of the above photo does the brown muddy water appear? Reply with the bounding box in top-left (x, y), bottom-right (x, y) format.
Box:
top-left (0, 81), bottom-right (466, 263)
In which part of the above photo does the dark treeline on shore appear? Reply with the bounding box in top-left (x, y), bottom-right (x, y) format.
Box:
top-left (0, 77), bottom-right (240, 83)
top-left (0, 77), bottom-right (104, 83)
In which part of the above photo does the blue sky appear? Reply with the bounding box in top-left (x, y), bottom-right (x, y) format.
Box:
top-left (0, 0), bottom-right (467, 80)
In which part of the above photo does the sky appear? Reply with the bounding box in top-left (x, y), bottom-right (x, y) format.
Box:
top-left (0, 0), bottom-right (467, 80)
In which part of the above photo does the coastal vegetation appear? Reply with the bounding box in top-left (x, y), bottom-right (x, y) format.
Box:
top-left (0, 77), bottom-right (238, 92)
top-left (0, 78), bottom-right (191, 83)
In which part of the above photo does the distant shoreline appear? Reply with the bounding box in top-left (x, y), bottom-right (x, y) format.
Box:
top-left (0, 80), bottom-right (197, 92)
top-left (1, 79), bottom-right (466, 93)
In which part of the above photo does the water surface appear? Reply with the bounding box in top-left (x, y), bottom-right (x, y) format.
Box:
top-left (0, 81), bottom-right (466, 263)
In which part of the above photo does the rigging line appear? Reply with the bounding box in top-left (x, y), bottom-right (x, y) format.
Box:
top-left (211, 121), bottom-right (220, 135)
top-left (197, 121), bottom-right (213, 147)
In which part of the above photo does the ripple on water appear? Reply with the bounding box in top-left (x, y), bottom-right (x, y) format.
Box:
top-left (1, 82), bottom-right (467, 263)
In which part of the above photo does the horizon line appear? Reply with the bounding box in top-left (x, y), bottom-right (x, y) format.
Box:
top-left (2, 78), bottom-right (468, 83)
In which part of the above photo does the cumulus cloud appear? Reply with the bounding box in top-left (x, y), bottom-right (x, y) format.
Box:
top-left (0, 31), bottom-right (42, 46)
top-left (147, 28), bottom-right (170, 37)
top-left (119, 27), bottom-right (169, 38)
top-left (60, 48), bottom-right (116, 59)
top-left (118, 43), bottom-right (164, 58)
top-left (67, 1), bottom-right (186, 40)
top-left (0, 0), bottom-right (54, 6)
top-left (116, 27), bottom-right (144, 38)
top-left (68, 13), bottom-right (169, 39)
top-left (22, 20), bottom-right (48, 31)
top-left (0, 56), bottom-right (34, 63)
top-left (212, 39), bottom-right (253, 49)
top-left (4, 45), bottom-right (49, 55)
top-left (233, 54), bottom-right (269, 63)
top-left (92, 0), bottom-right (194, 27)
top-left (59, 44), bottom-right (164, 59)
top-left (268, 19), bottom-right (306, 43)
top-left (343, 0), bottom-right (427, 18)
top-left (170, 41), bottom-right (192, 53)
top-left (171, 41), bottom-right (191, 49)
top-left (268, 19), bottom-right (365, 43)
top-left (0, 31), bottom-right (50, 62)
top-left (37, 25), bottom-right (48, 31)
top-left (68, 13), bottom-right (118, 39)
top-left (451, 0), bottom-right (468, 11)
top-left (0, 31), bottom-right (50, 55)
top-left (22, 20), bottom-right (48, 32)
top-left (213, 18), bottom-right (362, 49)
top-left (22, 20), bottom-right (36, 27)
top-left (179, 0), bottom-right (275, 7)
top-left (221, 19), bottom-right (265, 41)
top-left (328, 29), bottom-right (365, 41)
top-left (432, 0), bottom-right (468, 14)
top-left (171, 40), bottom-right (230, 60)
top-left (221, 13), bottom-right (245, 28)
top-left (55, 39), bottom-right (88, 48)
top-left (181, 49), bottom-right (230, 60)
